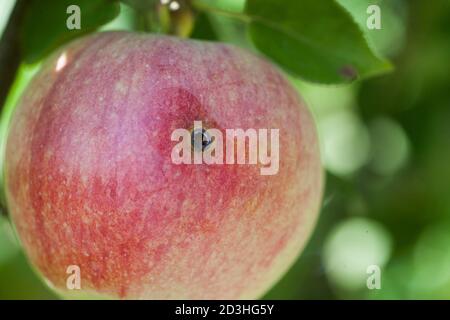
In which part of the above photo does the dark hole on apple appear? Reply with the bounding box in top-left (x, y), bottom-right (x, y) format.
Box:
top-left (191, 128), bottom-right (213, 152)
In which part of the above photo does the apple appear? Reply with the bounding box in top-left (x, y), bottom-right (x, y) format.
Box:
top-left (5, 31), bottom-right (323, 299)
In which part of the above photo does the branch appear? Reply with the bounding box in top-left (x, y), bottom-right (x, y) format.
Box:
top-left (0, 0), bottom-right (26, 110)
top-left (0, 0), bottom-right (27, 217)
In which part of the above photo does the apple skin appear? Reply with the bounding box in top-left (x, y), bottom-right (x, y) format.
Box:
top-left (5, 31), bottom-right (323, 299)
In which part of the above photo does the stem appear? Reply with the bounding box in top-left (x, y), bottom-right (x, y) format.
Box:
top-left (124, 0), bottom-right (160, 32)
top-left (0, 0), bottom-right (27, 217)
top-left (136, 10), bottom-right (158, 32)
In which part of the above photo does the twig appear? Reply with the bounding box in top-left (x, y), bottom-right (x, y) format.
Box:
top-left (0, 0), bottom-right (27, 217)
top-left (0, 0), bottom-right (26, 111)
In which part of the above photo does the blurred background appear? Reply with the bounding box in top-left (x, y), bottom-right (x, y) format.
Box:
top-left (0, 0), bottom-right (449, 299)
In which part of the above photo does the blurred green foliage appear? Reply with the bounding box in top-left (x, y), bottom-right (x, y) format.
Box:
top-left (0, 0), bottom-right (449, 299)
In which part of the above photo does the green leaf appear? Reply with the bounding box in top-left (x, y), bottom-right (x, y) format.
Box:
top-left (336, 0), bottom-right (407, 57)
top-left (245, 0), bottom-right (393, 84)
top-left (21, 0), bottom-right (120, 63)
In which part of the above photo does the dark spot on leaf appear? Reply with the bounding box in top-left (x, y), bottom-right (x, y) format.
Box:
top-left (340, 65), bottom-right (358, 81)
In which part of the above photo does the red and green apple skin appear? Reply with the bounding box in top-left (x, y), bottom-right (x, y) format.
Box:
top-left (5, 32), bottom-right (323, 299)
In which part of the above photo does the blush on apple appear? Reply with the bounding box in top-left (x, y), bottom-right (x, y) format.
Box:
top-left (5, 31), bottom-right (323, 299)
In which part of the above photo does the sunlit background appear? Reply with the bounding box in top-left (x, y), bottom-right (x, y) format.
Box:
top-left (1, 0), bottom-right (449, 299)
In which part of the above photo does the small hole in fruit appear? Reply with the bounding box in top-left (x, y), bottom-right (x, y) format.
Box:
top-left (191, 128), bottom-right (213, 152)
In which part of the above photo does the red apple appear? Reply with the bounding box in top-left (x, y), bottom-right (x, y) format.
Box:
top-left (5, 31), bottom-right (323, 299)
